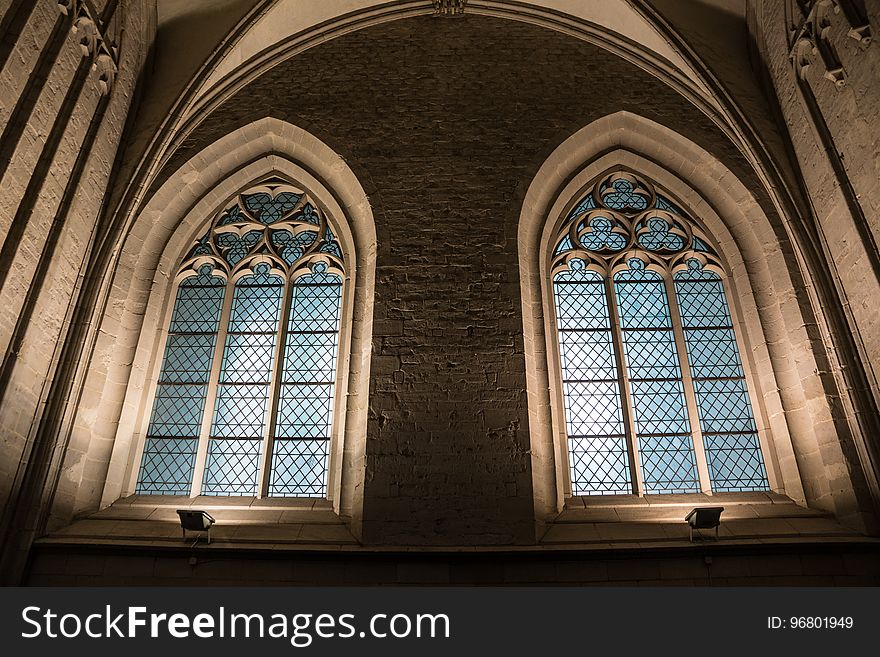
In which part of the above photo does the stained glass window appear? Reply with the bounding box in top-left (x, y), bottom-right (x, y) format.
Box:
top-left (551, 171), bottom-right (769, 496)
top-left (136, 181), bottom-right (346, 498)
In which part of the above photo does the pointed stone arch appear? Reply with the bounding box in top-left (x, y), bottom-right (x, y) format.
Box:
top-left (518, 110), bottom-right (871, 530)
top-left (57, 118), bottom-right (376, 536)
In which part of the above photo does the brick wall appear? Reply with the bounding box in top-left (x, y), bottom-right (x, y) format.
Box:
top-left (158, 15), bottom-right (784, 545)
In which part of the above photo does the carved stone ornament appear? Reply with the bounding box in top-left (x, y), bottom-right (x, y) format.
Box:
top-left (790, 1), bottom-right (847, 88)
top-left (95, 51), bottom-right (118, 95)
top-left (56, 0), bottom-right (78, 16)
top-left (58, 0), bottom-right (120, 95)
top-left (433, 0), bottom-right (467, 16)
top-left (179, 180), bottom-right (345, 281)
top-left (73, 15), bottom-right (99, 58)
top-left (790, 0), bottom-right (873, 88)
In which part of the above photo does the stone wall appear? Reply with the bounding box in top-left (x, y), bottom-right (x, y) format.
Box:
top-left (0, 0), bottom-right (156, 579)
top-left (756, 0), bottom-right (880, 427)
top-left (751, 0), bottom-right (880, 525)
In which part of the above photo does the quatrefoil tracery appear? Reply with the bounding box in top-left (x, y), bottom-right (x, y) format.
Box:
top-left (554, 171), bottom-right (720, 276)
top-left (180, 181), bottom-right (344, 282)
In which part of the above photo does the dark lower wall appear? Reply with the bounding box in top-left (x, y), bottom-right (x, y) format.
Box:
top-left (26, 542), bottom-right (880, 586)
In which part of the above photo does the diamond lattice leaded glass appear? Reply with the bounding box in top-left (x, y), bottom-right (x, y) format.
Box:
top-left (137, 266), bottom-right (225, 494)
top-left (551, 170), bottom-right (769, 495)
top-left (270, 266), bottom-right (343, 497)
top-left (554, 260), bottom-right (630, 495)
top-left (135, 181), bottom-right (346, 497)
top-left (674, 261), bottom-right (768, 492)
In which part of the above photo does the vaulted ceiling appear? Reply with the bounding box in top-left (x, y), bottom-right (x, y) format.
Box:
top-left (131, 0), bottom-right (785, 220)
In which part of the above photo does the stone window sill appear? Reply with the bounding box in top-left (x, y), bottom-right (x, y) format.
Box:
top-left (541, 491), bottom-right (865, 546)
top-left (40, 494), bottom-right (359, 548)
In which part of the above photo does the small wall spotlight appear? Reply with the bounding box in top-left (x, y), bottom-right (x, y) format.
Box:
top-left (685, 506), bottom-right (724, 542)
top-left (177, 509), bottom-right (216, 544)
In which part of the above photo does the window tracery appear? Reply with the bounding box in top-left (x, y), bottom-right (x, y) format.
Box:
top-left (551, 171), bottom-right (769, 495)
top-left (136, 180), bottom-right (345, 498)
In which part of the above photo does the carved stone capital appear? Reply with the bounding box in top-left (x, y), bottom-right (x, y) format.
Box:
top-left (73, 15), bottom-right (99, 58)
top-left (94, 52), bottom-right (118, 96)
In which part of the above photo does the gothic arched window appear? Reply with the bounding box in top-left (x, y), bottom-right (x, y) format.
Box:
top-left (551, 171), bottom-right (769, 495)
top-left (135, 181), bottom-right (346, 498)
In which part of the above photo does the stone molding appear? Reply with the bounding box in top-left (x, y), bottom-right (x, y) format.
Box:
top-left (433, 0), bottom-right (467, 16)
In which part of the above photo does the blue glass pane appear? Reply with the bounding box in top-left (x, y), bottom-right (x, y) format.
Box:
top-left (136, 438), bottom-right (198, 495)
top-left (568, 435), bottom-right (631, 496)
top-left (218, 334), bottom-right (277, 382)
top-left (205, 267), bottom-right (284, 495)
top-left (217, 230), bottom-right (261, 267)
top-left (159, 334), bottom-right (217, 383)
top-left (559, 333), bottom-right (616, 382)
top-left (615, 263), bottom-right (699, 493)
top-left (620, 329), bottom-right (680, 380)
top-left (637, 434), bottom-right (699, 493)
top-left (679, 328), bottom-right (743, 379)
top-left (629, 379), bottom-right (691, 435)
top-left (554, 233), bottom-right (576, 256)
top-left (276, 384), bottom-right (335, 439)
top-left (675, 269), bottom-right (730, 328)
top-left (146, 384), bottom-right (208, 437)
top-left (553, 263), bottom-right (630, 495)
top-left (655, 193), bottom-right (683, 214)
top-left (614, 266), bottom-right (672, 330)
top-left (270, 439), bottom-right (329, 497)
top-left (567, 192), bottom-right (596, 219)
top-left (579, 216), bottom-right (628, 251)
top-left (693, 379), bottom-right (757, 434)
top-left (202, 439), bottom-right (262, 496)
top-left (674, 266), bottom-right (768, 492)
top-left (169, 276), bottom-right (225, 333)
top-left (704, 433), bottom-right (769, 492)
top-left (137, 270), bottom-right (225, 495)
top-left (637, 217), bottom-right (686, 252)
top-left (554, 263), bottom-right (609, 331)
top-left (692, 236), bottom-right (712, 253)
top-left (272, 230), bottom-right (317, 265)
top-left (319, 227), bottom-right (344, 258)
top-left (563, 382), bottom-right (625, 437)
top-left (212, 384), bottom-right (272, 438)
top-left (243, 191), bottom-right (301, 224)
